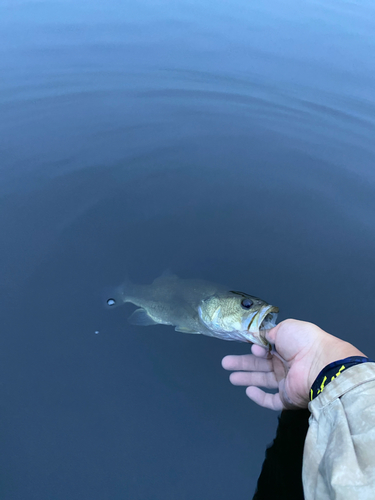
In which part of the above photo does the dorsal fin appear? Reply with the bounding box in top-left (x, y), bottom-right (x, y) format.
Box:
top-left (153, 270), bottom-right (178, 283)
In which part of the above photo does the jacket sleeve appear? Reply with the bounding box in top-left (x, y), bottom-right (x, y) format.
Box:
top-left (303, 362), bottom-right (375, 500)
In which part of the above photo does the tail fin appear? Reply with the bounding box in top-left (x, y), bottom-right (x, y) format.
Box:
top-left (102, 276), bottom-right (133, 309)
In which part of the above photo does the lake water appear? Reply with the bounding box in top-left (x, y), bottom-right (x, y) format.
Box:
top-left (1, 1), bottom-right (375, 499)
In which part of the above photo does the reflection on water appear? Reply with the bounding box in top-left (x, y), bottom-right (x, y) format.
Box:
top-left (0, 1), bottom-right (375, 499)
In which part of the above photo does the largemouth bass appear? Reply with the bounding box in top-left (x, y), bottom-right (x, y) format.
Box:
top-left (105, 273), bottom-right (278, 347)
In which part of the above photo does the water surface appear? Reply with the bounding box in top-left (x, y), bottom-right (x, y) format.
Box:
top-left (1, 1), bottom-right (375, 499)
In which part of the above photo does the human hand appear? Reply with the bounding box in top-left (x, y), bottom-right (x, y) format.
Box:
top-left (222, 319), bottom-right (365, 410)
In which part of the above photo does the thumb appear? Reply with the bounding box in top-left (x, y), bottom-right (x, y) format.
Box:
top-left (262, 321), bottom-right (282, 345)
top-left (263, 319), bottom-right (313, 360)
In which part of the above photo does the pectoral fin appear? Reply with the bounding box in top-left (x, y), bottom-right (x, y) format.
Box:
top-left (128, 308), bottom-right (158, 326)
top-left (175, 326), bottom-right (200, 334)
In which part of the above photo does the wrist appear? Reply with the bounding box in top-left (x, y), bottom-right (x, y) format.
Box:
top-left (308, 335), bottom-right (365, 390)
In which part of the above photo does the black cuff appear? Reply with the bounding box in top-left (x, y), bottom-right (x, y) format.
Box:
top-left (310, 356), bottom-right (375, 401)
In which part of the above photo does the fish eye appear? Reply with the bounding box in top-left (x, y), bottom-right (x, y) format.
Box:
top-left (241, 298), bottom-right (253, 309)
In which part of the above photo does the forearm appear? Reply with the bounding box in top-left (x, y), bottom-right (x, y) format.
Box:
top-left (303, 362), bottom-right (375, 500)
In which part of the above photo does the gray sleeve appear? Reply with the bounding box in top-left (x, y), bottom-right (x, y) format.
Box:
top-left (302, 362), bottom-right (375, 500)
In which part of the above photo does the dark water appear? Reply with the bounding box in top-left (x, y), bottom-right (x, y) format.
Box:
top-left (1, 1), bottom-right (375, 498)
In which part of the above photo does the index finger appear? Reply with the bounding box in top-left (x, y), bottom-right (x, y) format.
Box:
top-left (221, 354), bottom-right (273, 372)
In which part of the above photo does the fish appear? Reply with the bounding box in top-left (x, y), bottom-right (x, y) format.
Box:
top-left (105, 272), bottom-right (279, 347)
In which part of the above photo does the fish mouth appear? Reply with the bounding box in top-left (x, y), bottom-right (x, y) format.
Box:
top-left (248, 305), bottom-right (279, 345)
